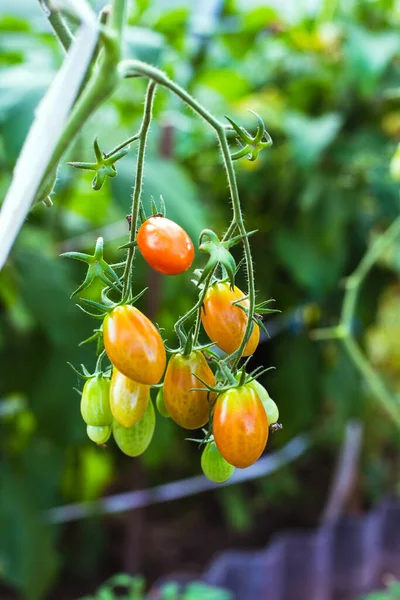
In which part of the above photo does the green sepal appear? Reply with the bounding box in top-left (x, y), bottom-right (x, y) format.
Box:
top-left (225, 111), bottom-right (273, 162)
top-left (198, 229), bottom-right (237, 290)
top-left (61, 237), bottom-right (122, 298)
top-left (67, 137), bottom-right (129, 190)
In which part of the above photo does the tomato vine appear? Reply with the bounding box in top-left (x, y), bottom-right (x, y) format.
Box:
top-left (34, 0), bottom-right (280, 481)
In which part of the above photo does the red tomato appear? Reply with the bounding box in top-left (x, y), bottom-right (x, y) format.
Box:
top-left (103, 305), bottom-right (166, 385)
top-left (213, 384), bottom-right (268, 468)
top-left (201, 282), bottom-right (260, 356)
top-left (163, 351), bottom-right (216, 429)
top-left (110, 368), bottom-right (150, 428)
top-left (137, 216), bottom-right (194, 275)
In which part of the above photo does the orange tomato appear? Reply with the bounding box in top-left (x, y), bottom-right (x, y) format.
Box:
top-left (201, 282), bottom-right (259, 356)
top-left (163, 351), bottom-right (215, 429)
top-left (103, 305), bottom-right (166, 385)
top-left (213, 384), bottom-right (268, 468)
top-left (110, 368), bottom-right (150, 428)
top-left (137, 216), bottom-right (194, 275)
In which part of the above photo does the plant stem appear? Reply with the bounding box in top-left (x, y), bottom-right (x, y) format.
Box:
top-left (38, 0), bottom-right (74, 52)
top-left (316, 213), bottom-right (400, 428)
top-left (342, 335), bottom-right (400, 427)
top-left (121, 60), bottom-right (256, 360)
top-left (104, 133), bottom-right (141, 159)
top-left (35, 0), bottom-right (126, 205)
top-left (218, 132), bottom-right (255, 368)
top-left (122, 81), bottom-right (157, 298)
top-left (119, 60), bottom-right (223, 130)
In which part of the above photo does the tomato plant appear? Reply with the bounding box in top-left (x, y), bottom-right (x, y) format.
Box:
top-left (113, 400), bottom-right (156, 457)
top-left (137, 216), bottom-right (194, 275)
top-left (103, 305), bottom-right (166, 385)
top-left (110, 368), bottom-right (150, 428)
top-left (80, 374), bottom-right (112, 427)
top-left (163, 351), bottom-right (215, 430)
top-left (201, 282), bottom-right (260, 356)
top-left (201, 441), bottom-right (235, 483)
top-left (213, 384), bottom-right (269, 469)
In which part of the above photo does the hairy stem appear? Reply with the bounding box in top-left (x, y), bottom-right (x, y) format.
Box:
top-left (104, 133), bottom-right (141, 159)
top-left (121, 60), bottom-right (256, 359)
top-left (122, 81), bottom-right (157, 298)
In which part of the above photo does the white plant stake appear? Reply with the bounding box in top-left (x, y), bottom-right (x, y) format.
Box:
top-left (0, 0), bottom-right (99, 271)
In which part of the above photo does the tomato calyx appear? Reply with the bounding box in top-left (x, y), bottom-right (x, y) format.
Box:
top-left (68, 137), bottom-right (129, 191)
top-left (68, 349), bottom-right (111, 381)
top-left (226, 111), bottom-right (273, 162)
top-left (232, 295), bottom-right (280, 339)
top-left (61, 237), bottom-right (122, 299)
top-left (198, 229), bottom-right (256, 290)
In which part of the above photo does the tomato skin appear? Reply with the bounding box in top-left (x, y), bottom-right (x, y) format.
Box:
top-left (248, 379), bottom-right (279, 425)
top-left (201, 441), bottom-right (235, 483)
top-left (112, 400), bottom-right (155, 457)
top-left (103, 305), bottom-right (166, 385)
top-left (137, 216), bottom-right (194, 276)
top-left (201, 283), bottom-right (260, 357)
top-left (163, 351), bottom-right (215, 430)
top-left (87, 425), bottom-right (111, 444)
top-left (213, 384), bottom-right (268, 468)
top-left (156, 388), bottom-right (170, 418)
top-left (81, 375), bottom-right (112, 426)
top-left (110, 368), bottom-right (150, 428)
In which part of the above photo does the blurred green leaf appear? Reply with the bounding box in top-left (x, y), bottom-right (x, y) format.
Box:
top-left (284, 112), bottom-right (342, 167)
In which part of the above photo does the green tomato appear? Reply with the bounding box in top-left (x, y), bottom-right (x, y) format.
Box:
top-left (80, 374), bottom-right (112, 426)
top-left (201, 441), bottom-right (235, 483)
top-left (248, 379), bottom-right (279, 425)
top-left (113, 399), bottom-right (155, 457)
top-left (87, 424), bottom-right (111, 445)
top-left (156, 388), bottom-right (170, 418)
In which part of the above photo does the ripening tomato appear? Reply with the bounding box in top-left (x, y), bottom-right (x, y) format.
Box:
top-left (103, 305), bottom-right (166, 385)
top-left (80, 374), bottom-right (112, 426)
top-left (248, 379), bottom-right (279, 425)
top-left (163, 351), bottom-right (215, 430)
top-left (137, 216), bottom-right (194, 276)
top-left (113, 400), bottom-right (155, 457)
top-left (201, 282), bottom-right (259, 356)
top-left (110, 368), bottom-right (150, 428)
top-left (213, 384), bottom-right (268, 468)
top-left (156, 388), bottom-right (170, 418)
top-left (201, 441), bottom-right (235, 483)
top-left (87, 424), bottom-right (111, 445)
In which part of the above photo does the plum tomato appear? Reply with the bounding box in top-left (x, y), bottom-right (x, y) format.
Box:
top-left (103, 305), bottom-right (166, 385)
top-left (137, 216), bottom-right (194, 276)
top-left (80, 374), bottom-right (112, 427)
top-left (201, 441), bottom-right (235, 483)
top-left (201, 282), bottom-right (259, 357)
top-left (112, 399), bottom-right (155, 457)
top-left (110, 368), bottom-right (150, 428)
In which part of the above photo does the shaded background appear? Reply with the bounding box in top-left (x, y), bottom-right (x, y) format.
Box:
top-left (1, 0), bottom-right (400, 598)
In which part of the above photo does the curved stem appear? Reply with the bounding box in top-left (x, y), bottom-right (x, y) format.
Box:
top-left (122, 81), bottom-right (157, 298)
top-left (119, 60), bottom-right (223, 131)
top-left (104, 132), bottom-right (140, 159)
top-left (217, 132), bottom-right (255, 368)
top-left (120, 60), bottom-right (256, 359)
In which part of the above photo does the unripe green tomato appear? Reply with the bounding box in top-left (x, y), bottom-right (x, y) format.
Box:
top-left (113, 399), bottom-right (155, 457)
top-left (201, 441), bottom-right (235, 483)
top-left (87, 425), bottom-right (111, 445)
top-left (156, 388), bottom-right (170, 418)
top-left (240, 377), bottom-right (279, 425)
top-left (80, 375), bottom-right (112, 426)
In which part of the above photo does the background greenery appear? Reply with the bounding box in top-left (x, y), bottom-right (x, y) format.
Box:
top-left (1, 0), bottom-right (400, 598)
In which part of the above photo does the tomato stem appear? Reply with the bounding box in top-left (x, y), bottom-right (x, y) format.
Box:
top-left (121, 80), bottom-right (157, 299)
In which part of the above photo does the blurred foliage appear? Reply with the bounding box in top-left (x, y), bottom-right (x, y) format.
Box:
top-left (1, 0), bottom-right (400, 598)
top-left (79, 573), bottom-right (232, 600)
top-left (363, 579), bottom-right (400, 600)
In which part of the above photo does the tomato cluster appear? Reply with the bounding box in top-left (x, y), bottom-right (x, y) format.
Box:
top-left (70, 213), bottom-right (280, 480)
